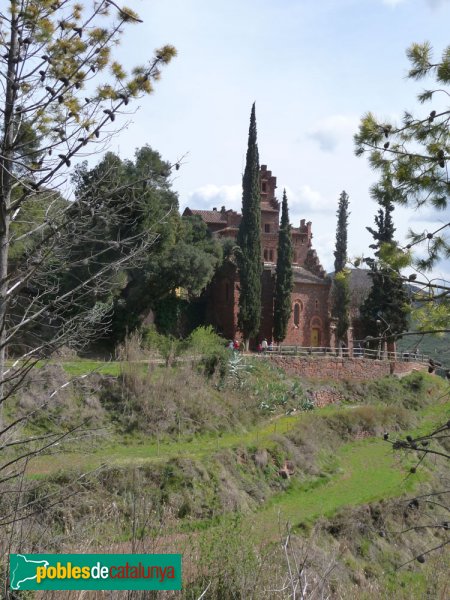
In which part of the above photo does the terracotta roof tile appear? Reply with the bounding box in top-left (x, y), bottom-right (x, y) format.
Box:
top-left (188, 209), bottom-right (228, 223)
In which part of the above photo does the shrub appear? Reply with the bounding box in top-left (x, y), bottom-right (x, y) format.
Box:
top-left (186, 326), bottom-right (224, 356)
top-left (143, 327), bottom-right (185, 367)
top-left (187, 326), bottom-right (229, 379)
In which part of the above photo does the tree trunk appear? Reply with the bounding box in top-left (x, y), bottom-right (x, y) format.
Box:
top-left (0, 4), bottom-right (18, 414)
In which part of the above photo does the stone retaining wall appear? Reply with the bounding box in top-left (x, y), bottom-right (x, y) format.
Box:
top-left (309, 387), bottom-right (345, 407)
top-left (267, 355), bottom-right (427, 382)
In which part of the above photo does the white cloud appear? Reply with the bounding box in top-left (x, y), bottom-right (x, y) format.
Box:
top-left (311, 233), bottom-right (335, 273)
top-left (307, 115), bottom-right (359, 153)
top-left (184, 184), bottom-right (242, 212)
top-left (288, 184), bottom-right (336, 214)
top-left (185, 182), bottom-right (337, 222)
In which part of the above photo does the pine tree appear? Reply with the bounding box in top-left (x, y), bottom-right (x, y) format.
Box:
top-left (273, 190), bottom-right (293, 342)
top-left (354, 42), bottom-right (450, 271)
top-left (360, 193), bottom-right (410, 338)
top-left (366, 198), bottom-right (395, 254)
top-left (332, 191), bottom-right (350, 342)
top-left (237, 103), bottom-right (262, 347)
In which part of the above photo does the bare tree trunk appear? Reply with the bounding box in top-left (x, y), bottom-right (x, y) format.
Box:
top-left (0, 1), bottom-right (18, 416)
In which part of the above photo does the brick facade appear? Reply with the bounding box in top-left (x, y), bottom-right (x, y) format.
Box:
top-left (184, 165), bottom-right (332, 347)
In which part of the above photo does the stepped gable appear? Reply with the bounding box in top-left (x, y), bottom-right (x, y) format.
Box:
top-left (304, 248), bottom-right (327, 278)
top-left (183, 164), bottom-right (325, 275)
top-left (260, 164), bottom-right (279, 212)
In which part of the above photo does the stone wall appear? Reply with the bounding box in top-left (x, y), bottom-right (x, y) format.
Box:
top-left (308, 387), bottom-right (346, 407)
top-left (267, 355), bottom-right (427, 382)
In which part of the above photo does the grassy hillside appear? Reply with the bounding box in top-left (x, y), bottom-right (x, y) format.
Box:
top-left (1, 355), bottom-right (449, 598)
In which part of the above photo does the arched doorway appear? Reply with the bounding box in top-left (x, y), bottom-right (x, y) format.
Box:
top-left (310, 317), bottom-right (322, 347)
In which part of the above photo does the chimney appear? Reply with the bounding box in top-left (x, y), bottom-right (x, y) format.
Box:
top-left (212, 207), bottom-right (217, 211)
top-left (221, 206), bottom-right (226, 213)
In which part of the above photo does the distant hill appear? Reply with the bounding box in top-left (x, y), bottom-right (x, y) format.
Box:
top-left (397, 329), bottom-right (450, 368)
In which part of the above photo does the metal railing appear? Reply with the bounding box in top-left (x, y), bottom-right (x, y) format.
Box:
top-left (257, 345), bottom-right (429, 363)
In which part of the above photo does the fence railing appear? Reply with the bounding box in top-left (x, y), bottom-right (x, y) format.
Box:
top-left (256, 345), bottom-right (429, 364)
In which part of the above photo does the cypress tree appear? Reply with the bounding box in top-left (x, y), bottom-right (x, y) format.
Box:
top-left (332, 191), bottom-right (351, 342)
top-left (273, 190), bottom-right (294, 342)
top-left (360, 193), bottom-right (410, 338)
top-left (237, 103), bottom-right (262, 346)
top-left (334, 191), bottom-right (350, 273)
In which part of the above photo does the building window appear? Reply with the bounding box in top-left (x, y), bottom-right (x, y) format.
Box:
top-left (315, 299), bottom-right (319, 310)
top-left (262, 182), bottom-right (267, 192)
top-left (293, 251), bottom-right (297, 263)
top-left (294, 303), bottom-right (300, 327)
top-left (264, 249), bottom-right (268, 261)
top-left (269, 249), bottom-right (273, 261)
top-left (264, 223), bottom-right (270, 233)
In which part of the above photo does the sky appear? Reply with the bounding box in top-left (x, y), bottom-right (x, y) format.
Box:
top-left (107, 0), bottom-right (450, 281)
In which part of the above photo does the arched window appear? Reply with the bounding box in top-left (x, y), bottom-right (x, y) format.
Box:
top-left (294, 304), bottom-right (300, 327)
top-left (293, 301), bottom-right (303, 327)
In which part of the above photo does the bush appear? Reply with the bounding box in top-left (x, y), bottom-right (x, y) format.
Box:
top-left (186, 326), bottom-right (224, 356)
top-left (186, 326), bottom-right (228, 379)
top-left (143, 327), bottom-right (185, 366)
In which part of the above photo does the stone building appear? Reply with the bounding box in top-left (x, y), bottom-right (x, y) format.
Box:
top-left (183, 165), bottom-right (331, 347)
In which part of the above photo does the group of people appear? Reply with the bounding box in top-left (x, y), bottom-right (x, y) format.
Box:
top-left (257, 338), bottom-right (274, 353)
top-left (227, 339), bottom-right (242, 351)
top-left (226, 338), bottom-right (274, 353)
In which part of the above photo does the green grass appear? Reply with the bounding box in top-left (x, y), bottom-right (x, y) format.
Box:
top-left (18, 361), bottom-right (449, 554)
top-left (26, 410), bottom-right (319, 476)
top-left (27, 399), bottom-right (449, 476)
top-left (257, 438), bottom-right (418, 537)
top-left (28, 400), bottom-right (384, 477)
top-left (6, 358), bottom-right (124, 377)
top-left (257, 401), bottom-right (449, 534)
top-left (177, 400), bottom-right (449, 540)
top-left (25, 402), bottom-right (449, 550)
top-left (60, 360), bottom-right (122, 377)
